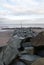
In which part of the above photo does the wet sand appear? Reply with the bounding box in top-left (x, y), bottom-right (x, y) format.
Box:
top-left (0, 30), bottom-right (14, 46)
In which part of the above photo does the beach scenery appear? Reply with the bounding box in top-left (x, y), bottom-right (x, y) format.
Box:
top-left (0, 0), bottom-right (44, 65)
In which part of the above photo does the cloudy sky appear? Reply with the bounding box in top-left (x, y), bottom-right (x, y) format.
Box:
top-left (0, 0), bottom-right (44, 24)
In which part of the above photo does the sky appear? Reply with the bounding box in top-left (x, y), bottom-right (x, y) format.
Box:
top-left (0, 0), bottom-right (44, 24)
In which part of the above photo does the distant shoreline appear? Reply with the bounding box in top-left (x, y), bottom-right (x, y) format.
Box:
top-left (0, 24), bottom-right (44, 28)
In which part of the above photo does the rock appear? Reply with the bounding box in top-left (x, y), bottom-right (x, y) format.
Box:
top-left (14, 61), bottom-right (26, 65)
top-left (25, 47), bottom-right (34, 55)
top-left (13, 28), bottom-right (35, 38)
top-left (31, 58), bottom-right (44, 65)
top-left (31, 31), bottom-right (44, 46)
top-left (2, 35), bottom-right (24, 65)
top-left (20, 54), bottom-right (40, 62)
top-left (34, 46), bottom-right (44, 57)
top-left (20, 54), bottom-right (40, 65)
top-left (0, 61), bottom-right (4, 65)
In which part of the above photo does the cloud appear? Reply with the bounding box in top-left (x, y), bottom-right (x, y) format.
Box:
top-left (9, 0), bottom-right (44, 14)
top-left (0, 0), bottom-right (44, 27)
top-left (0, 0), bottom-right (44, 20)
top-left (0, 0), bottom-right (44, 15)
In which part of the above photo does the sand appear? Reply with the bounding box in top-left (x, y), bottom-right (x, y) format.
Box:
top-left (0, 30), bottom-right (13, 46)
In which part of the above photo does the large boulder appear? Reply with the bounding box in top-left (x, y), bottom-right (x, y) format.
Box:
top-left (31, 58), bottom-right (44, 65)
top-left (0, 61), bottom-right (4, 65)
top-left (31, 31), bottom-right (44, 46)
top-left (2, 35), bottom-right (24, 65)
top-left (20, 54), bottom-right (40, 65)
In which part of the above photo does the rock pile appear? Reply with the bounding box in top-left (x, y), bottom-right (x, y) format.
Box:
top-left (0, 28), bottom-right (44, 65)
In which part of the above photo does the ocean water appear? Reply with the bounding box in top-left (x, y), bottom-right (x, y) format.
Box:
top-left (0, 24), bottom-right (44, 28)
